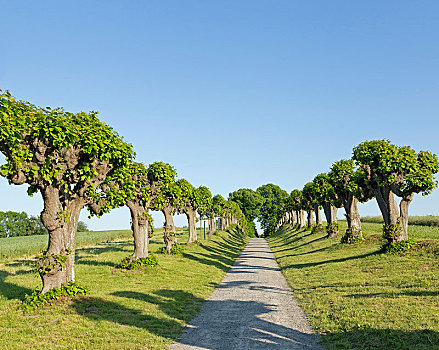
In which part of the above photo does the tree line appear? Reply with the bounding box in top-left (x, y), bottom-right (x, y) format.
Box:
top-left (0, 91), bottom-right (249, 294)
top-left (271, 140), bottom-right (439, 249)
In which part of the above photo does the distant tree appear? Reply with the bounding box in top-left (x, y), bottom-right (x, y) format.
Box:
top-left (353, 140), bottom-right (439, 245)
top-left (0, 91), bottom-right (133, 293)
top-left (212, 194), bottom-right (226, 234)
top-left (0, 211), bottom-right (47, 237)
top-left (77, 221), bottom-right (89, 232)
top-left (312, 173), bottom-right (342, 236)
top-left (290, 189), bottom-right (305, 228)
top-left (302, 182), bottom-right (317, 228)
top-left (228, 188), bottom-right (263, 236)
top-left (257, 184), bottom-right (288, 236)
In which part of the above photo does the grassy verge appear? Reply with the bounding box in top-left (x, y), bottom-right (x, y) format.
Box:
top-left (267, 222), bottom-right (439, 350)
top-left (0, 227), bottom-right (248, 349)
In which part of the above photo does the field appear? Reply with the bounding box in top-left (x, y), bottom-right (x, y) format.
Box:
top-left (360, 216), bottom-right (439, 227)
top-left (0, 227), bottom-right (248, 349)
top-left (268, 221), bottom-right (439, 349)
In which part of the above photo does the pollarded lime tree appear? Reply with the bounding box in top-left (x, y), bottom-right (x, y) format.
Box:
top-left (302, 182), bottom-right (317, 228)
top-left (0, 91), bottom-right (134, 293)
top-left (290, 189), bottom-right (305, 228)
top-left (177, 180), bottom-right (212, 244)
top-left (91, 161), bottom-right (177, 260)
top-left (211, 194), bottom-right (226, 235)
top-left (328, 159), bottom-right (374, 243)
top-left (228, 188), bottom-right (263, 237)
top-left (151, 180), bottom-right (181, 253)
top-left (312, 173), bottom-right (342, 237)
top-left (257, 184), bottom-right (288, 236)
top-left (353, 140), bottom-right (439, 245)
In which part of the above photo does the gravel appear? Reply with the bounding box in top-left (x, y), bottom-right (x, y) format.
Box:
top-left (169, 238), bottom-right (323, 349)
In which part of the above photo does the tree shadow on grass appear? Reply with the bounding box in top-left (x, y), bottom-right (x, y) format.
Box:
top-left (112, 289), bottom-right (323, 349)
top-left (346, 290), bottom-right (439, 298)
top-left (283, 250), bottom-right (381, 269)
top-left (76, 240), bottom-right (131, 256)
top-left (112, 289), bottom-right (205, 323)
top-left (322, 328), bottom-right (439, 350)
top-left (0, 270), bottom-right (34, 300)
top-left (71, 295), bottom-right (182, 342)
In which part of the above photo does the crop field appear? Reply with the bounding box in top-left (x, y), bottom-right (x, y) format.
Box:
top-left (0, 228), bottom-right (248, 349)
top-left (268, 221), bottom-right (439, 349)
top-left (360, 216), bottom-right (439, 227)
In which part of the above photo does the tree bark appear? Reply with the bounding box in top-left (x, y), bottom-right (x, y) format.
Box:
top-left (343, 195), bottom-right (363, 243)
top-left (298, 209), bottom-right (305, 228)
top-left (162, 205), bottom-right (177, 254)
top-left (208, 217), bottom-right (215, 239)
top-left (127, 201), bottom-right (149, 261)
top-left (307, 210), bottom-right (314, 228)
top-left (186, 207), bottom-right (197, 244)
top-left (39, 187), bottom-right (84, 293)
top-left (313, 204), bottom-right (322, 227)
top-left (374, 186), bottom-right (410, 243)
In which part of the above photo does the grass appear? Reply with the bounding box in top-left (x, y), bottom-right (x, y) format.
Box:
top-left (361, 215), bottom-right (439, 227)
top-left (267, 221), bottom-right (439, 350)
top-left (0, 226), bottom-right (248, 349)
top-left (0, 230), bottom-right (134, 261)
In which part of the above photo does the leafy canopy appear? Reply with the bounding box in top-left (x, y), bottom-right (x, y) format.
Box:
top-left (352, 139), bottom-right (439, 197)
top-left (0, 90), bottom-right (134, 200)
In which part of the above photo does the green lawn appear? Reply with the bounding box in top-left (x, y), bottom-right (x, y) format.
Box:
top-left (267, 221), bottom-right (439, 350)
top-left (0, 227), bottom-right (248, 349)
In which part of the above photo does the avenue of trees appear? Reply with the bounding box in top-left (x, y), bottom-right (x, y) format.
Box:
top-left (0, 91), bottom-right (248, 295)
top-left (1, 90), bottom-right (438, 297)
top-left (273, 140), bottom-right (438, 249)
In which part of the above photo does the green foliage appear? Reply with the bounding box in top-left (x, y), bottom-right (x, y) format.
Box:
top-left (257, 184), bottom-right (289, 235)
top-left (157, 242), bottom-right (183, 255)
top-left (341, 227), bottom-right (364, 244)
top-left (352, 139), bottom-right (439, 196)
top-left (117, 255), bottom-right (159, 270)
top-left (228, 188), bottom-right (263, 222)
top-left (326, 222), bottom-right (340, 236)
top-left (312, 173), bottom-right (340, 207)
top-left (77, 221), bottom-right (89, 232)
top-left (36, 248), bottom-right (72, 275)
top-left (0, 211), bottom-right (47, 237)
top-left (0, 90), bottom-right (134, 197)
top-left (382, 222), bottom-right (403, 243)
top-left (311, 225), bottom-right (323, 234)
top-left (385, 240), bottom-right (418, 254)
top-left (212, 194), bottom-right (226, 216)
top-left (20, 281), bottom-right (88, 311)
top-left (301, 182), bottom-right (317, 211)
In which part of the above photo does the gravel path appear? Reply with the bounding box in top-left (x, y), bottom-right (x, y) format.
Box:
top-left (169, 238), bottom-right (323, 350)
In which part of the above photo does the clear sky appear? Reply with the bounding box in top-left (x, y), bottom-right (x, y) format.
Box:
top-left (1, 1), bottom-right (438, 231)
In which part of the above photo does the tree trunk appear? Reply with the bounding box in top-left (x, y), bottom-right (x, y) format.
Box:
top-left (374, 186), bottom-right (410, 243)
top-left (128, 202), bottom-right (149, 261)
top-left (298, 209), bottom-right (305, 228)
top-left (186, 208), bottom-right (197, 244)
top-left (307, 210), bottom-right (314, 228)
top-left (208, 217), bottom-right (215, 239)
top-left (322, 203), bottom-right (339, 237)
top-left (290, 211), bottom-right (296, 226)
top-left (162, 205), bottom-right (177, 254)
top-left (313, 204), bottom-right (322, 227)
top-left (39, 187), bottom-right (84, 293)
top-left (343, 195), bottom-right (363, 243)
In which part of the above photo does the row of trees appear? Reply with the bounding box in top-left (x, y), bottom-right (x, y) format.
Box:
top-left (0, 91), bottom-right (247, 293)
top-left (274, 140), bottom-right (439, 247)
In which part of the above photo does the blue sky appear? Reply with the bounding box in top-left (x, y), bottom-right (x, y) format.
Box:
top-left (1, 1), bottom-right (438, 231)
